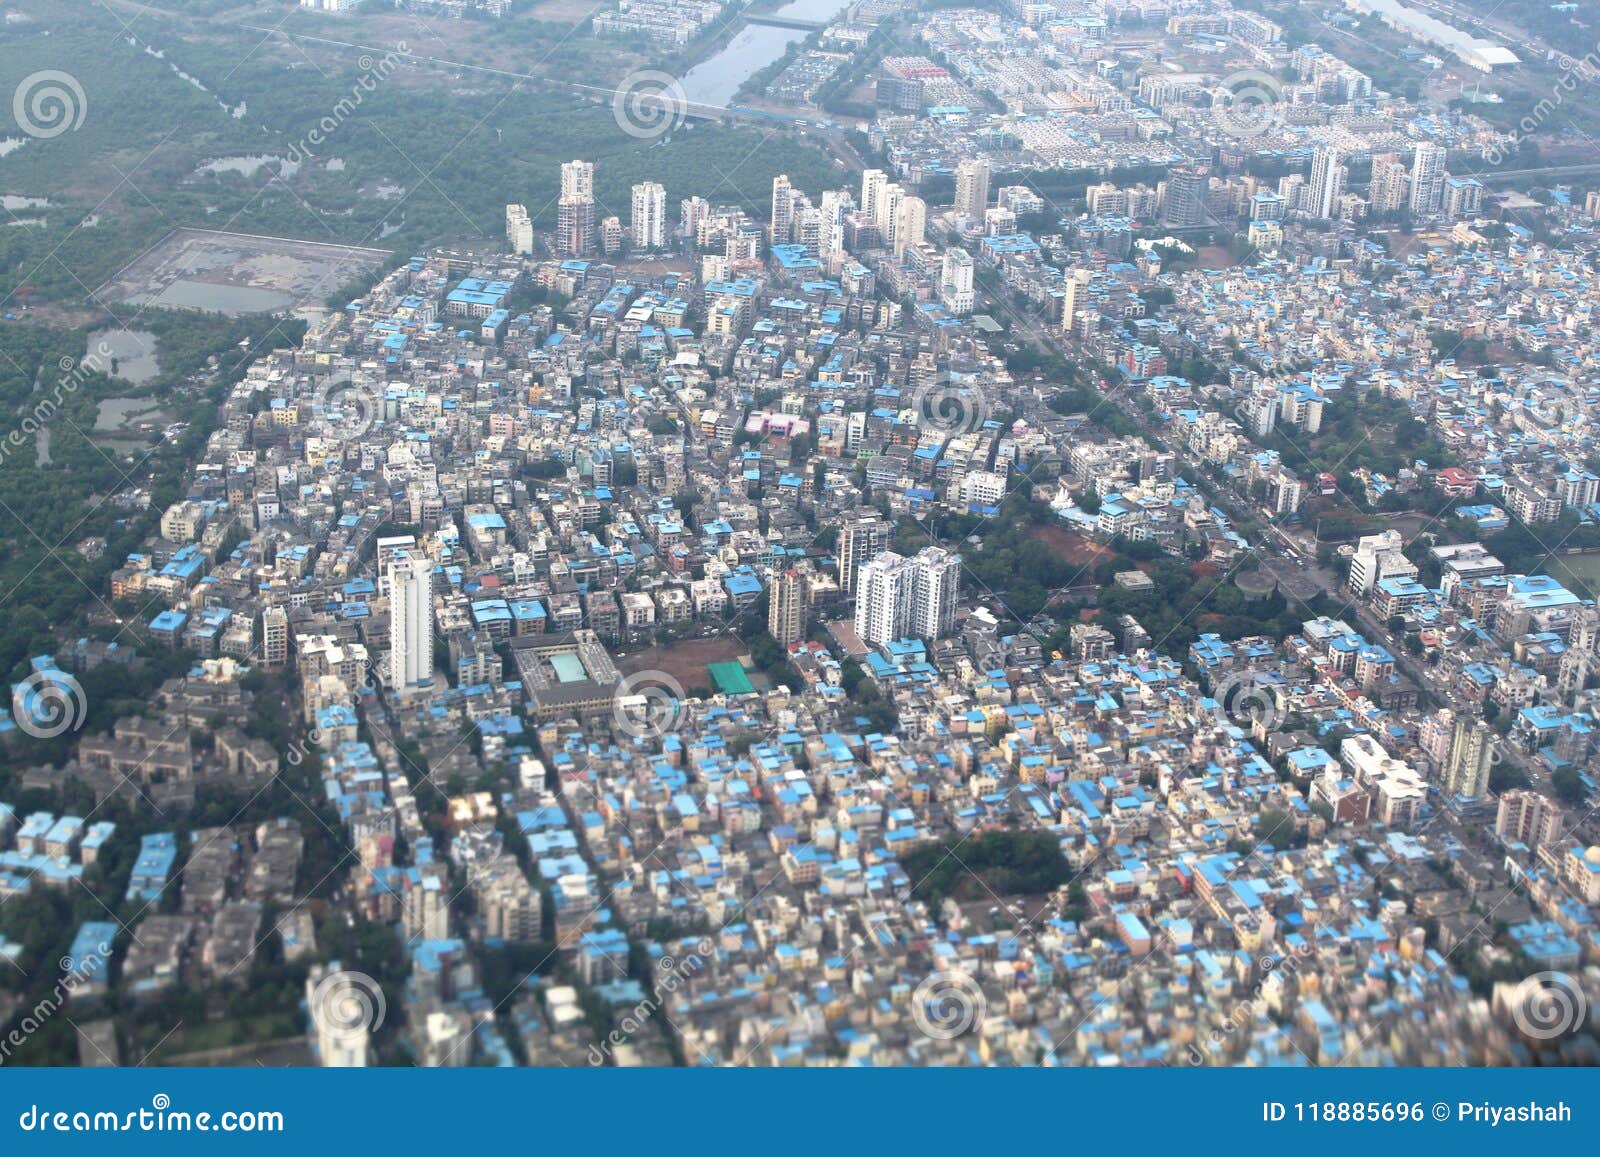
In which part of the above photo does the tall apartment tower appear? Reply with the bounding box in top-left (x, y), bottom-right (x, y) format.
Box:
top-left (1409, 143), bottom-right (1446, 216)
top-left (908, 547), bottom-right (960, 640)
top-left (561, 158), bottom-right (594, 200)
top-left (630, 181), bottom-right (666, 250)
top-left (1160, 165), bottom-right (1207, 227)
top-left (389, 549), bottom-right (434, 691)
top-left (894, 195), bottom-right (926, 258)
top-left (1496, 790), bottom-right (1563, 849)
top-left (768, 568), bottom-right (808, 647)
top-left (875, 182), bottom-right (904, 248)
top-left (839, 516), bottom-right (890, 596)
top-left (940, 248), bottom-right (975, 314)
top-left (771, 174), bottom-right (794, 246)
top-left (506, 204), bottom-right (534, 255)
top-left (1060, 267), bottom-right (1091, 331)
top-left (679, 195), bottom-right (709, 240)
top-left (261, 606), bottom-right (288, 668)
top-left (403, 862), bottom-right (450, 941)
top-left (854, 552), bottom-right (913, 647)
top-left (557, 160), bottom-right (596, 256)
top-left (860, 169), bottom-right (889, 226)
top-left (853, 547), bottom-right (961, 646)
top-left (1559, 607), bottom-right (1600, 701)
top-left (1307, 145), bottom-right (1347, 220)
top-left (818, 188), bottom-right (850, 256)
top-left (1369, 158), bottom-right (1410, 215)
top-left (1443, 716), bottom-right (1495, 800)
top-left (954, 158), bottom-right (990, 220)
top-left (791, 206), bottom-right (823, 256)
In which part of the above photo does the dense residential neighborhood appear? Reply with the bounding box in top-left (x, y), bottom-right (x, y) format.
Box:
top-left (2, 0), bottom-right (1600, 1071)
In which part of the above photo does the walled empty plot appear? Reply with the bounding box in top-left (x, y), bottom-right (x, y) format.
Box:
top-left (95, 229), bottom-right (391, 315)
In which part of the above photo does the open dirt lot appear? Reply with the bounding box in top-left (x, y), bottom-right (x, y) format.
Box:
top-left (1029, 523), bottom-right (1116, 568)
top-left (616, 635), bottom-right (748, 692)
top-left (95, 228), bottom-right (390, 315)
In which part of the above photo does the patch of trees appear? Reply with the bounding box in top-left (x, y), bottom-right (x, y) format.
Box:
top-left (839, 659), bottom-right (897, 734)
top-left (903, 829), bottom-right (1069, 907)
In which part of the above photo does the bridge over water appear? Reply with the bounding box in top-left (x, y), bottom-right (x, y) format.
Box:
top-left (745, 13), bottom-right (829, 29)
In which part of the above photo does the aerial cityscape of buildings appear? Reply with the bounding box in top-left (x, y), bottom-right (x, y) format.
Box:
top-left (5, 0), bottom-right (1600, 1073)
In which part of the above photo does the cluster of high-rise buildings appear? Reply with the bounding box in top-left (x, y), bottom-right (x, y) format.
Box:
top-left (523, 161), bottom-right (675, 259)
top-left (852, 546), bottom-right (962, 647)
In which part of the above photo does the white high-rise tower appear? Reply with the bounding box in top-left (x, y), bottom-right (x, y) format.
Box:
top-left (954, 159), bottom-right (990, 220)
top-left (771, 174), bottom-right (794, 245)
top-left (389, 549), bottom-right (434, 690)
top-left (1409, 143), bottom-right (1446, 216)
top-left (631, 181), bottom-right (666, 250)
top-left (861, 169), bottom-right (888, 225)
top-left (852, 547), bottom-right (961, 646)
top-left (894, 196), bottom-right (926, 257)
top-left (1308, 146), bottom-right (1347, 220)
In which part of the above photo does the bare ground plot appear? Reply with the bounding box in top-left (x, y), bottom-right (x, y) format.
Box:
top-left (616, 635), bottom-right (747, 693)
top-left (524, 0), bottom-right (600, 20)
top-left (94, 228), bottom-right (390, 315)
top-left (1028, 523), bottom-right (1116, 568)
top-left (611, 254), bottom-right (699, 277)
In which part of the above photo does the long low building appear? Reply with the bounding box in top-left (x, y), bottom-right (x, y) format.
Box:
top-left (511, 630), bottom-right (622, 722)
top-left (1344, 0), bottom-right (1519, 72)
